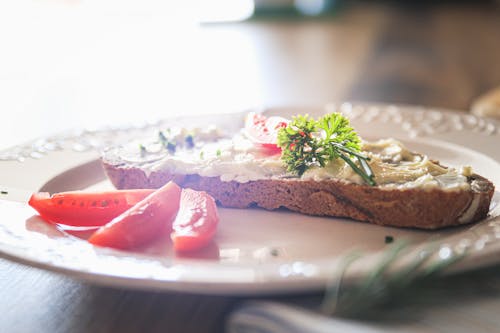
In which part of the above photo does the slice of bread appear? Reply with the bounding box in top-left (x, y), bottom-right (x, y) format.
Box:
top-left (101, 136), bottom-right (495, 230)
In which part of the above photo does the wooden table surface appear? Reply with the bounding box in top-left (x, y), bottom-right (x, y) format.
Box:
top-left (1, 1), bottom-right (500, 333)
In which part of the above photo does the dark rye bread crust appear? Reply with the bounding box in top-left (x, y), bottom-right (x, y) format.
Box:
top-left (102, 157), bottom-right (495, 229)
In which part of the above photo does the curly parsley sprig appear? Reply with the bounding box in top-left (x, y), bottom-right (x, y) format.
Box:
top-left (277, 113), bottom-right (376, 186)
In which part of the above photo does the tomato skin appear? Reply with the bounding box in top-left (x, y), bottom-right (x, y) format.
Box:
top-left (171, 188), bottom-right (219, 252)
top-left (244, 112), bottom-right (288, 152)
top-left (29, 189), bottom-right (155, 227)
top-left (88, 182), bottom-right (181, 250)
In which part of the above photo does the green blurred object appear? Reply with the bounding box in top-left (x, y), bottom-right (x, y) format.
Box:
top-left (253, 0), bottom-right (341, 18)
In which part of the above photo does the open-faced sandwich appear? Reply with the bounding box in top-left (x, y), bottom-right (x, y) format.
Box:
top-left (102, 112), bottom-right (495, 230)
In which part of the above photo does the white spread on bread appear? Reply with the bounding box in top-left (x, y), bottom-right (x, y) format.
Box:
top-left (119, 128), bottom-right (471, 190)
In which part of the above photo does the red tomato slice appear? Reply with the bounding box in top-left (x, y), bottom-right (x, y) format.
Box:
top-left (29, 189), bottom-right (155, 227)
top-left (244, 112), bottom-right (288, 152)
top-left (88, 182), bottom-right (181, 250)
top-left (171, 188), bottom-right (219, 252)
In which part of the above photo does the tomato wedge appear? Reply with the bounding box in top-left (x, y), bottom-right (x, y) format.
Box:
top-left (171, 188), bottom-right (219, 252)
top-left (244, 112), bottom-right (288, 152)
top-left (88, 182), bottom-right (181, 250)
top-left (29, 189), bottom-right (155, 227)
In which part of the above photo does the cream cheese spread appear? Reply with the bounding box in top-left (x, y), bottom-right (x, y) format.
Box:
top-left (119, 128), bottom-right (471, 190)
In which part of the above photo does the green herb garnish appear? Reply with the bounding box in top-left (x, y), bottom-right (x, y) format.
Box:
top-left (166, 142), bottom-right (176, 153)
top-left (185, 134), bottom-right (195, 148)
top-left (158, 131), bottom-right (176, 153)
top-left (277, 113), bottom-right (376, 186)
top-left (216, 149), bottom-right (222, 157)
top-left (139, 144), bottom-right (147, 157)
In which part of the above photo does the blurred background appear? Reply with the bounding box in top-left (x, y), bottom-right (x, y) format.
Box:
top-left (1, 0), bottom-right (499, 149)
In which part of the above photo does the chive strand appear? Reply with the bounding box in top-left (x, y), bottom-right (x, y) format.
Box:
top-left (338, 153), bottom-right (376, 186)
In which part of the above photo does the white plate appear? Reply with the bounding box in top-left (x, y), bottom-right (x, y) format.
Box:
top-left (0, 103), bottom-right (499, 295)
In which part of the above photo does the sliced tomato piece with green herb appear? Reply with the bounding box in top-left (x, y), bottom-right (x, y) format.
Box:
top-left (29, 189), bottom-right (155, 227)
top-left (244, 112), bottom-right (288, 152)
top-left (88, 182), bottom-right (181, 250)
top-left (171, 188), bottom-right (219, 252)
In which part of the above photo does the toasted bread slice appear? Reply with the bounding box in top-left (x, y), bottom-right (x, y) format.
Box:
top-left (101, 138), bottom-right (494, 230)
